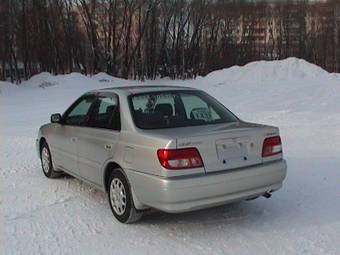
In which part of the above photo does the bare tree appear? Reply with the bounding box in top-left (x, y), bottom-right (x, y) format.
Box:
top-left (1, 0), bottom-right (339, 82)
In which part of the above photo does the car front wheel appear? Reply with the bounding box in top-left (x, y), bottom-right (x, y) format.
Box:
top-left (108, 169), bottom-right (143, 223)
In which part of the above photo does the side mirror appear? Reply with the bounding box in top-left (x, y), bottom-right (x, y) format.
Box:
top-left (51, 113), bottom-right (62, 123)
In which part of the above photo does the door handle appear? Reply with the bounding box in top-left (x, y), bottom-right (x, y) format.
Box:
top-left (71, 137), bottom-right (77, 142)
top-left (104, 144), bottom-right (112, 150)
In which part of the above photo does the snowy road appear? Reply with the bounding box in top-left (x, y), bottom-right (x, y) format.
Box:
top-left (1, 58), bottom-right (340, 255)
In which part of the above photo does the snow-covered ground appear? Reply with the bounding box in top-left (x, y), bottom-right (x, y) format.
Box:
top-left (1, 58), bottom-right (340, 255)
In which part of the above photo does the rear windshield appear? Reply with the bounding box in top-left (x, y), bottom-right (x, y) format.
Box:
top-left (128, 90), bottom-right (238, 129)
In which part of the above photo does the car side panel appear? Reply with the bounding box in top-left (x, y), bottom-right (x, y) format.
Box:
top-left (43, 124), bottom-right (78, 173)
top-left (77, 127), bottom-right (120, 186)
top-left (111, 131), bottom-right (206, 178)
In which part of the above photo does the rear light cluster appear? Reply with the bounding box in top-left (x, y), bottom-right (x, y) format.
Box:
top-left (157, 148), bottom-right (203, 170)
top-left (262, 136), bottom-right (282, 157)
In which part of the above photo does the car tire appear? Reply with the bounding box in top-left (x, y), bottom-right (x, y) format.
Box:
top-left (108, 169), bottom-right (143, 223)
top-left (40, 141), bottom-right (60, 178)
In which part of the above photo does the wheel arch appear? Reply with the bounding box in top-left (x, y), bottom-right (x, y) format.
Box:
top-left (103, 161), bottom-right (122, 193)
top-left (39, 137), bottom-right (47, 155)
top-left (103, 161), bottom-right (148, 210)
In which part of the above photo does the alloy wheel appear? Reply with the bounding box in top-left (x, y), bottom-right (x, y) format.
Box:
top-left (110, 178), bottom-right (127, 215)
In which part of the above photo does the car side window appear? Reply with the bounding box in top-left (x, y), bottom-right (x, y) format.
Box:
top-left (90, 95), bottom-right (120, 130)
top-left (63, 96), bottom-right (96, 126)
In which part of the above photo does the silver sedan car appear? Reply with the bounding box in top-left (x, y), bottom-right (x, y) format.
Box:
top-left (36, 85), bottom-right (287, 223)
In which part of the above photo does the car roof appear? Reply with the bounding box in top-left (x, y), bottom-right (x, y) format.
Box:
top-left (89, 85), bottom-right (198, 96)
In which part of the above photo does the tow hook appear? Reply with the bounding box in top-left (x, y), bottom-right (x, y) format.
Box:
top-left (263, 191), bottom-right (272, 198)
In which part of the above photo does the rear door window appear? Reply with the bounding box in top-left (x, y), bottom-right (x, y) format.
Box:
top-left (89, 95), bottom-right (120, 130)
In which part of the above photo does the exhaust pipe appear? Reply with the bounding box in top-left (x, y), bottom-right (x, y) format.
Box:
top-left (263, 191), bottom-right (272, 198)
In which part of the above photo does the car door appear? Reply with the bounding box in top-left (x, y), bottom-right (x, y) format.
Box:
top-left (50, 95), bottom-right (96, 174)
top-left (76, 93), bottom-right (121, 186)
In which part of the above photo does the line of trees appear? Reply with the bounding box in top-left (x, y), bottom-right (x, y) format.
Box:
top-left (0, 0), bottom-right (339, 82)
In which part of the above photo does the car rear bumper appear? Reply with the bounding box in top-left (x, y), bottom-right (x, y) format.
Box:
top-left (126, 159), bottom-right (287, 213)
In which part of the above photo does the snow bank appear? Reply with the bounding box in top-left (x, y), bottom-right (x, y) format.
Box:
top-left (91, 72), bottom-right (130, 84)
top-left (190, 58), bottom-right (340, 115)
top-left (202, 57), bottom-right (336, 85)
top-left (24, 72), bottom-right (56, 87)
top-left (1, 58), bottom-right (340, 255)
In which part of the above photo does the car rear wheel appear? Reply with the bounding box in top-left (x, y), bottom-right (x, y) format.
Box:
top-left (108, 169), bottom-right (143, 223)
top-left (40, 141), bottom-right (60, 178)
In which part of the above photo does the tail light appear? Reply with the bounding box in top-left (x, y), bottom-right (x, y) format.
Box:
top-left (157, 148), bottom-right (203, 170)
top-left (262, 136), bottom-right (282, 157)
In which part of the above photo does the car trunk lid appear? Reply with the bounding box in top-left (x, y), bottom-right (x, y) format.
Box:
top-left (176, 122), bottom-right (279, 173)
